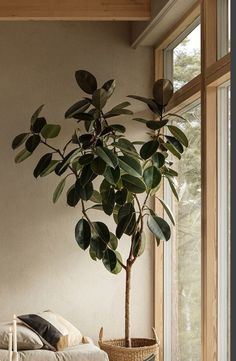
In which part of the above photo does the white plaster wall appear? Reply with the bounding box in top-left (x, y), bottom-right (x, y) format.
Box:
top-left (0, 21), bottom-right (154, 341)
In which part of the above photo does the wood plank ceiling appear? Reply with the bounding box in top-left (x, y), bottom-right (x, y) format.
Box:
top-left (0, 0), bottom-right (151, 20)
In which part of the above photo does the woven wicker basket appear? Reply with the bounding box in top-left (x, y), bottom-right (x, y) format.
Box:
top-left (98, 327), bottom-right (160, 361)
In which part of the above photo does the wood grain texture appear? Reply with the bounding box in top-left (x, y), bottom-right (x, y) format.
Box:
top-left (0, 0), bottom-right (150, 20)
top-left (154, 47), bottom-right (164, 361)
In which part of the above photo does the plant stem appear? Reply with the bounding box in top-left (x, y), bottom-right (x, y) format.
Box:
top-left (125, 261), bottom-right (132, 347)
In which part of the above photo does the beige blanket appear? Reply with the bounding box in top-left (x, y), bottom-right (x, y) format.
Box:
top-left (0, 344), bottom-right (108, 361)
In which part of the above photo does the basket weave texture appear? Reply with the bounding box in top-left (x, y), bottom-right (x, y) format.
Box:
top-left (98, 338), bottom-right (159, 361)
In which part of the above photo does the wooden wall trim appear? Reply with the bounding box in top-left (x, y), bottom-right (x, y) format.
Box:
top-left (0, 0), bottom-right (150, 20)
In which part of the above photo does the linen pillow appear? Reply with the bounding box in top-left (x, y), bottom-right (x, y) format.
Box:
top-left (0, 321), bottom-right (43, 350)
top-left (17, 313), bottom-right (68, 351)
top-left (44, 310), bottom-right (83, 347)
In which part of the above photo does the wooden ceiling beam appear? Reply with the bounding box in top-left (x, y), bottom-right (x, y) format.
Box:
top-left (0, 0), bottom-right (150, 20)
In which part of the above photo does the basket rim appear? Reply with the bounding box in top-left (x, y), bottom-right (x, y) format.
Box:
top-left (98, 337), bottom-right (159, 352)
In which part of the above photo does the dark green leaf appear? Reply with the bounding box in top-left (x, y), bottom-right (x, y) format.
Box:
top-left (115, 189), bottom-right (128, 205)
top-left (121, 174), bottom-right (146, 193)
top-left (76, 179), bottom-right (93, 201)
top-left (41, 124), bottom-right (61, 139)
top-left (31, 117), bottom-right (47, 133)
top-left (143, 166), bottom-right (162, 190)
top-left (75, 219), bottom-right (91, 250)
top-left (152, 152), bottom-right (165, 168)
top-left (31, 105), bottom-right (44, 126)
top-left (140, 140), bottom-right (159, 160)
top-left (73, 113), bottom-right (94, 121)
top-left (53, 177), bottom-right (66, 203)
top-left (104, 166), bottom-right (120, 185)
top-left (128, 95), bottom-right (161, 115)
top-left (75, 70), bottom-right (97, 94)
top-left (116, 202), bottom-right (136, 238)
top-left (108, 232), bottom-right (118, 250)
top-left (147, 214), bottom-right (171, 242)
top-left (167, 125), bottom-right (188, 147)
top-left (166, 176), bottom-right (179, 201)
top-left (14, 149), bottom-right (31, 163)
top-left (67, 185), bottom-right (80, 207)
top-left (79, 153), bottom-right (94, 165)
top-left (65, 99), bottom-right (91, 119)
top-left (101, 185), bottom-right (115, 216)
top-left (96, 147), bottom-right (118, 169)
top-left (146, 119), bottom-right (168, 130)
top-left (102, 249), bottom-right (117, 272)
top-left (91, 157), bottom-right (107, 175)
top-left (90, 190), bottom-right (102, 203)
top-left (33, 153), bottom-right (52, 178)
top-left (89, 247), bottom-right (97, 261)
top-left (118, 155), bottom-right (142, 178)
top-left (12, 133), bottom-right (29, 150)
top-left (112, 251), bottom-right (123, 274)
top-left (80, 164), bottom-right (95, 186)
top-left (132, 118), bottom-right (147, 124)
top-left (93, 221), bottom-right (110, 244)
top-left (133, 232), bottom-right (146, 257)
top-left (25, 134), bottom-right (40, 153)
top-left (92, 88), bottom-right (108, 110)
top-left (40, 160), bottom-right (60, 177)
top-left (90, 236), bottom-right (106, 259)
top-left (157, 198), bottom-right (175, 225)
top-left (153, 79), bottom-right (173, 106)
top-left (111, 124), bottom-right (126, 133)
top-left (163, 142), bottom-right (181, 159)
top-left (166, 135), bottom-right (184, 153)
top-left (102, 79), bottom-right (116, 97)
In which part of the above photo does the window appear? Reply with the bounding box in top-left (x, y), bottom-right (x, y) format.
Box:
top-left (154, 1), bottom-right (231, 361)
top-left (164, 103), bottom-right (201, 361)
top-left (164, 20), bottom-right (200, 91)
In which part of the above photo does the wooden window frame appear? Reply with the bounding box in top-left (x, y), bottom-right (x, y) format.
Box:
top-left (154, 1), bottom-right (231, 361)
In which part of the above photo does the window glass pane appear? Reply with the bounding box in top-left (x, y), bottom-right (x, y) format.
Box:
top-left (173, 25), bottom-right (201, 91)
top-left (171, 103), bottom-right (201, 361)
top-left (217, 0), bottom-right (230, 58)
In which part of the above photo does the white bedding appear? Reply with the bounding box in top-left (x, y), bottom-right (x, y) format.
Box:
top-left (0, 344), bottom-right (108, 361)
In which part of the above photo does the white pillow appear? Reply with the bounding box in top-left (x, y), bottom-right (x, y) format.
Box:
top-left (43, 310), bottom-right (83, 348)
top-left (0, 321), bottom-right (43, 350)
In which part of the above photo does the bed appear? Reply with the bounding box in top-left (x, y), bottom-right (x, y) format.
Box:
top-left (0, 343), bottom-right (109, 361)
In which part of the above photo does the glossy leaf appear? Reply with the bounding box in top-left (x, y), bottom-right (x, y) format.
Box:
top-left (33, 153), bottom-right (52, 178)
top-left (53, 177), bottom-right (66, 203)
top-left (31, 117), bottom-right (47, 133)
top-left (73, 113), bottom-right (94, 122)
top-left (146, 119), bottom-right (168, 130)
top-left (91, 157), bottom-right (107, 175)
top-left (118, 155), bottom-right (142, 178)
top-left (80, 164), bottom-right (95, 186)
top-left (167, 125), bottom-right (188, 147)
top-left (121, 174), bottom-right (146, 194)
top-left (92, 88), bottom-right (108, 110)
top-left (132, 118), bottom-right (147, 124)
top-left (115, 189), bottom-right (128, 205)
top-left (102, 249), bottom-right (117, 273)
top-left (65, 99), bottom-right (91, 119)
top-left (143, 166), bottom-right (162, 190)
top-left (111, 124), bottom-right (126, 133)
top-left (90, 190), bottom-right (102, 203)
top-left (101, 185), bottom-right (115, 216)
top-left (166, 135), bottom-right (184, 153)
top-left (75, 219), bottom-right (91, 250)
top-left (41, 124), bottom-right (61, 139)
top-left (166, 175), bottom-right (179, 201)
top-left (153, 79), bottom-right (173, 106)
top-left (108, 232), bottom-right (118, 250)
top-left (31, 104), bottom-right (44, 126)
top-left (164, 142), bottom-right (181, 159)
top-left (133, 232), bottom-right (146, 257)
top-left (147, 214), bottom-right (171, 242)
top-left (15, 149), bottom-right (31, 163)
top-left (76, 179), bottom-right (93, 201)
top-left (102, 79), bottom-right (116, 97)
top-left (67, 185), bottom-right (80, 207)
top-left (25, 134), bottom-right (41, 153)
top-left (116, 202), bottom-right (136, 238)
top-left (157, 198), bottom-right (175, 226)
top-left (152, 152), bottom-right (165, 168)
top-left (75, 70), bottom-right (97, 94)
top-left (104, 166), bottom-right (120, 185)
top-left (140, 140), bottom-right (159, 160)
top-left (12, 133), bottom-right (29, 150)
top-left (40, 160), bottom-right (59, 177)
top-left (93, 221), bottom-right (110, 244)
top-left (78, 153), bottom-right (94, 165)
top-left (96, 147), bottom-right (118, 169)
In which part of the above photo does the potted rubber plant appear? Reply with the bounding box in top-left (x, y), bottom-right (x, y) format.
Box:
top-left (12, 70), bottom-right (188, 361)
